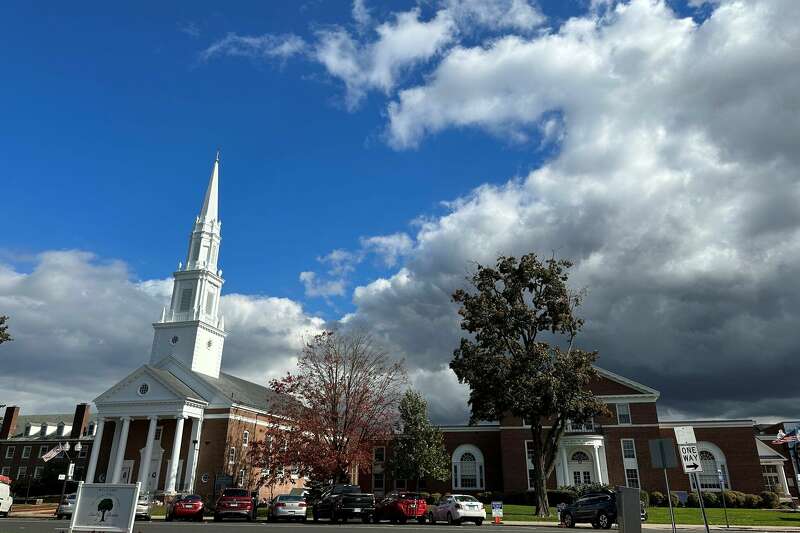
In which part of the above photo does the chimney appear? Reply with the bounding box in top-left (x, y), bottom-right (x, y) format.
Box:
top-left (70, 403), bottom-right (91, 439)
top-left (0, 406), bottom-right (20, 440)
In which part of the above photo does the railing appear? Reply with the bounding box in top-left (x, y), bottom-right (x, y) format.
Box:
top-left (565, 420), bottom-right (597, 433)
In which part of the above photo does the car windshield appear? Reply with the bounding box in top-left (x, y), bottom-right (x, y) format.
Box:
top-left (333, 485), bottom-right (362, 494)
top-left (278, 495), bottom-right (304, 501)
top-left (182, 495), bottom-right (202, 501)
top-left (398, 493), bottom-right (421, 500)
top-left (455, 496), bottom-right (478, 502)
top-left (223, 489), bottom-right (250, 497)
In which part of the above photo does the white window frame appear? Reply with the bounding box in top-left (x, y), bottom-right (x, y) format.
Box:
top-left (5, 446), bottom-right (14, 459)
top-left (616, 403), bottom-right (632, 425)
top-left (228, 446), bottom-right (236, 465)
top-left (38, 445), bottom-right (49, 458)
top-left (620, 439), bottom-right (640, 488)
top-left (689, 442), bottom-right (730, 491)
top-left (17, 466), bottom-right (27, 479)
top-left (524, 440), bottom-right (536, 490)
top-left (238, 468), bottom-right (246, 487)
top-left (78, 446), bottom-right (88, 458)
top-left (154, 427), bottom-right (163, 441)
top-left (242, 430), bottom-right (249, 447)
top-left (0, 466), bottom-right (9, 477)
top-left (625, 468), bottom-right (640, 488)
top-left (451, 444), bottom-right (485, 490)
top-left (22, 446), bottom-right (32, 459)
top-left (373, 471), bottom-right (385, 491)
top-left (39, 424), bottom-right (47, 437)
top-left (33, 466), bottom-right (44, 479)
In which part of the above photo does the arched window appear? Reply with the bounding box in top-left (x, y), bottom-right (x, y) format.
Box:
top-left (452, 445), bottom-right (485, 490)
top-left (571, 451), bottom-right (590, 463)
top-left (691, 443), bottom-right (730, 490)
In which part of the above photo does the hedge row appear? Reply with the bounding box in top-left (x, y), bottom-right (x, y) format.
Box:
top-left (648, 490), bottom-right (782, 509)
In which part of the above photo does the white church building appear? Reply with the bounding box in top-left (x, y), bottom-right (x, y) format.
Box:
top-left (85, 154), bottom-right (290, 500)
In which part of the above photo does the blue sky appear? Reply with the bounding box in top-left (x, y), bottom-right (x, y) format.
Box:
top-left (3, 0), bottom-right (799, 422)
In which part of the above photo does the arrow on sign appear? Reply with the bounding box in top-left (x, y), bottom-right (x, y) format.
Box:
top-left (686, 463), bottom-right (699, 470)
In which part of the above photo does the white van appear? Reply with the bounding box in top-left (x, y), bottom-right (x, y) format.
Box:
top-left (0, 479), bottom-right (12, 517)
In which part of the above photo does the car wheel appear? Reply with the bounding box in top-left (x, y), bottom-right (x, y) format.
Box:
top-left (418, 516), bottom-right (426, 525)
top-left (313, 509), bottom-right (319, 522)
top-left (195, 510), bottom-right (204, 522)
top-left (427, 512), bottom-right (435, 525)
top-left (213, 513), bottom-right (222, 522)
top-left (362, 515), bottom-right (371, 524)
top-left (597, 512), bottom-right (611, 530)
top-left (563, 512), bottom-right (575, 528)
top-left (447, 512), bottom-right (460, 525)
top-left (165, 512), bottom-right (173, 522)
top-left (399, 515), bottom-right (407, 525)
top-left (475, 519), bottom-right (483, 526)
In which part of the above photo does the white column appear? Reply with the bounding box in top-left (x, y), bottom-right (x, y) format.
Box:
top-left (106, 419), bottom-right (122, 482)
top-left (138, 417), bottom-right (159, 492)
top-left (111, 417), bottom-right (131, 483)
top-left (183, 417), bottom-right (203, 491)
top-left (85, 418), bottom-right (106, 483)
top-left (593, 444), bottom-right (603, 484)
top-left (778, 463), bottom-right (791, 495)
top-left (165, 416), bottom-right (185, 494)
top-left (561, 446), bottom-right (570, 486)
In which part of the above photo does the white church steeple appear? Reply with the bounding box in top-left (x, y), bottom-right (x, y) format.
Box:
top-left (150, 153), bottom-right (227, 378)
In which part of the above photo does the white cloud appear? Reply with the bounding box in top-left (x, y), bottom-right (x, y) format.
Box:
top-left (299, 271), bottom-right (347, 298)
top-left (200, 33), bottom-right (307, 62)
top-left (352, 0), bottom-right (372, 29)
top-left (314, 8), bottom-right (456, 108)
top-left (444, 0), bottom-right (545, 32)
top-left (0, 251), bottom-right (323, 414)
top-left (360, 232), bottom-right (413, 266)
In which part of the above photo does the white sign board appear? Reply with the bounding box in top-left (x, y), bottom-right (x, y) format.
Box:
top-left (678, 443), bottom-right (703, 473)
top-left (674, 426), bottom-right (697, 445)
top-left (491, 501), bottom-right (503, 518)
top-left (69, 482), bottom-right (140, 532)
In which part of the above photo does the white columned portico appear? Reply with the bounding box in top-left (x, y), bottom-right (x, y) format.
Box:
top-left (107, 419), bottom-right (123, 481)
top-left (592, 444), bottom-right (603, 484)
top-left (111, 417), bottom-right (132, 483)
top-left (183, 417), bottom-right (203, 491)
top-left (138, 416), bottom-right (159, 490)
top-left (85, 418), bottom-right (106, 483)
top-left (165, 416), bottom-right (186, 494)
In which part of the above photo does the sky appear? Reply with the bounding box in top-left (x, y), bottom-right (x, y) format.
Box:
top-left (1, 0), bottom-right (799, 424)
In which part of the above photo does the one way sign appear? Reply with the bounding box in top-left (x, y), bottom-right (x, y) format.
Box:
top-left (679, 443), bottom-right (703, 474)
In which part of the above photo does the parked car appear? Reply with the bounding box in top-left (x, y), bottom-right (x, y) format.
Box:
top-left (311, 484), bottom-right (374, 523)
top-left (214, 488), bottom-right (256, 521)
top-left (560, 491), bottom-right (646, 529)
top-left (374, 491), bottom-right (427, 524)
top-left (135, 494), bottom-right (152, 521)
top-left (0, 476), bottom-right (12, 518)
top-left (427, 494), bottom-right (485, 525)
top-left (56, 493), bottom-right (76, 519)
top-left (166, 494), bottom-right (204, 522)
top-left (267, 494), bottom-right (307, 522)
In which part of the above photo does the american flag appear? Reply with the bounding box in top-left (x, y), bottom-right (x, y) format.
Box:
top-left (772, 430), bottom-right (799, 445)
top-left (41, 443), bottom-right (64, 463)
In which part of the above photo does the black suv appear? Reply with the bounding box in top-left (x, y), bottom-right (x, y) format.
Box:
top-left (311, 484), bottom-right (374, 523)
top-left (561, 491), bottom-right (647, 529)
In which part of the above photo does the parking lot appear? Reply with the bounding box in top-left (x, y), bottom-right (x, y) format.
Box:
top-left (0, 518), bottom-right (719, 533)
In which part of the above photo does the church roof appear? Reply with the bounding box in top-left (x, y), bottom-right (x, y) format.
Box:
top-left (146, 365), bottom-right (207, 402)
top-left (192, 370), bottom-right (288, 414)
top-left (199, 151), bottom-right (219, 222)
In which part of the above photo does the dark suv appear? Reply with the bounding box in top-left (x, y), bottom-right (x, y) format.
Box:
top-left (312, 484), bottom-right (374, 523)
top-left (561, 491), bottom-right (647, 529)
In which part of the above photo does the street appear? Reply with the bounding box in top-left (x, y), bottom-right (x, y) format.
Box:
top-left (0, 519), bottom-right (718, 533)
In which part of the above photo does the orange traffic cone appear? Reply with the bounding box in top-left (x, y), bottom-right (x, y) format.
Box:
top-left (494, 515), bottom-right (502, 525)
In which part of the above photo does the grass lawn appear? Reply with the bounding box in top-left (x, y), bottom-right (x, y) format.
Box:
top-left (485, 504), bottom-right (800, 527)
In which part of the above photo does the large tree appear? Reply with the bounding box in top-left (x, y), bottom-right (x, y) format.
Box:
top-left (265, 330), bottom-right (406, 484)
top-left (450, 254), bottom-right (608, 517)
top-left (386, 390), bottom-right (450, 490)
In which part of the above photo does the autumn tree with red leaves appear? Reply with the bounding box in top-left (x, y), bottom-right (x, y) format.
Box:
top-left (258, 330), bottom-right (406, 485)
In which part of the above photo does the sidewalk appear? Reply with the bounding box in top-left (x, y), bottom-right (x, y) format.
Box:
top-left (500, 521), bottom-right (800, 532)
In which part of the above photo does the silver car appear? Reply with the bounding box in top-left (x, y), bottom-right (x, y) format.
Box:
top-left (56, 494), bottom-right (76, 519)
top-left (135, 494), bottom-right (152, 521)
top-left (267, 494), bottom-right (307, 522)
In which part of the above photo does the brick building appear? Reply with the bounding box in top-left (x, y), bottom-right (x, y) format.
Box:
top-left (0, 404), bottom-right (96, 489)
top-left (361, 369), bottom-right (798, 502)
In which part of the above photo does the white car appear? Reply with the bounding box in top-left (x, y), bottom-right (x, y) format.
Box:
top-left (135, 494), bottom-right (152, 521)
top-left (427, 494), bottom-right (485, 525)
top-left (0, 479), bottom-right (12, 518)
top-left (56, 494), bottom-right (76, 519)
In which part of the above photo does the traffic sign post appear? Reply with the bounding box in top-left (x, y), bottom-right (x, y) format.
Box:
top-left (649, 438), bottom-right (678, 533)
top-left (717, 468), bottom-right (729, 528)
top-left (674, 427), bottom-right (709, 533)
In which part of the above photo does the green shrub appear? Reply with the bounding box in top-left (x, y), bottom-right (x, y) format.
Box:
top-left (723, 490), bottom-right (745, 508)
top-left (650, 491), bottom-right (665, 507)
top-left (475, 492), bottom-right (496, 504)
top-left (686, 493), bottom-right (700, 507)
top-left (427, 493), bottom-right (442, 504)
top-left (744, 494), bottom-right (762, 508)
top-left (548, 489), bottom-right (576, 506)
top-left (702, 492), bottom-right (718, 507)
top-left (639, 490), bottom-right (649, 507)
top-left (574, 483), bottom-right (613, 497)
top-left (669, 492), bottom-right (681, 507)
top-left (760, 491), bottom-right (780, 509)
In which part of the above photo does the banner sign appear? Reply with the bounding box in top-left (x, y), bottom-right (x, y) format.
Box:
top-left (42, 443), bottom-right (64, 463)
top-left (69, 482), bottom-right (140, 532)
top-left (491, 501), bottom-right (503, 518)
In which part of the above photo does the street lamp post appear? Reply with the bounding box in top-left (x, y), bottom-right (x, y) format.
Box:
top-left (55, 442), bottom-right (82, 518)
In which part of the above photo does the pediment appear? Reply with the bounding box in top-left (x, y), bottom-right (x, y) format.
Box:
top-left (590, 366), bottom-right (660, 399)
top-left (94, 365), bottom-right (207, 405)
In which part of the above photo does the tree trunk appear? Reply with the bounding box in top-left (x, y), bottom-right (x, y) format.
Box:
top-left (530, 427), bottom-right (550, 517)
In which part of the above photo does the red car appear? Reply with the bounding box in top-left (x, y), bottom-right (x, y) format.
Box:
top-left (214, 488), bottom-right (256, 521)
top-left (165, 494), bottom-right (204, 522)
top-left (373, 491), bottom-right (427, 524)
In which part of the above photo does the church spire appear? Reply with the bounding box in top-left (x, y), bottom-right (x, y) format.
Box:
top-left (199, 150), bottom-right (220, 222)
